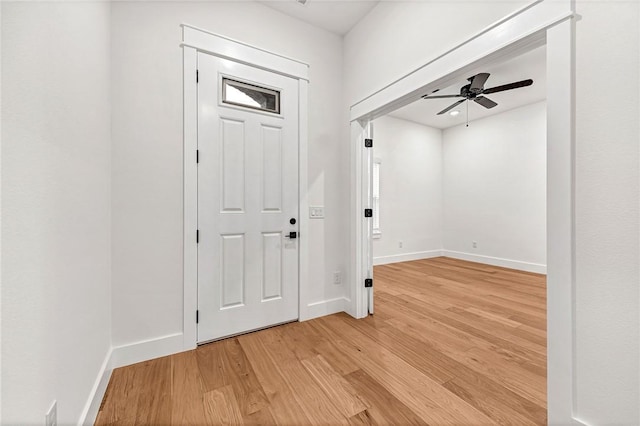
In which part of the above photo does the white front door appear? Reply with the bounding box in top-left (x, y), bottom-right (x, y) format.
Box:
top-left (197, 52), bottom-right (299, 343)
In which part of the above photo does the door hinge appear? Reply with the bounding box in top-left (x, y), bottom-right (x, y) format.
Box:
top-left (196, 150), bottom-right (199, 164)
top-left (364, 138), bottom-right (373, 148)
top-left (196, 310), bottom-right (199, 324)
top-left (364, 208), bottom-right (373, 218)
top-left (196, 70), bottom-right (199, 83)
top-left (196, 229), bottom-right (199, 243)
top-left (365, 278), bottom-right (373, 288)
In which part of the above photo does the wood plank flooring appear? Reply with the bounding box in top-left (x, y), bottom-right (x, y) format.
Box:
top-left (96, 257), bottom-right (547, 425)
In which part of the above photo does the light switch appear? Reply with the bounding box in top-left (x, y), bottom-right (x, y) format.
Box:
top-left (309, 206), bottom-right (325, 219)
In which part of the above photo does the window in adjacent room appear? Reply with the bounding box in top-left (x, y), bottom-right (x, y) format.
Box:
top-left (373, 159), bottom-right (381, 238)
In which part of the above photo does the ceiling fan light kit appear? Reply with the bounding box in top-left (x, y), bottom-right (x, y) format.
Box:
top-left (422, 73), bottom-right (534, 125)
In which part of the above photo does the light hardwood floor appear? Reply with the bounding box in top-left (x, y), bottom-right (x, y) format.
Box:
top-left (96, 257), bottom-right (547, 425)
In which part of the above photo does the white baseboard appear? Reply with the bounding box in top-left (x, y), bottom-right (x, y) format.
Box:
top-left (78, 348), bottom-right (112, 426)
top-left (343, 301), bottom-right (356, 318)
top-left (302, 297), bottom-right (349, 321)
top-left (78, 333), bottom-right (186, 425)
top-left (82, 302), bottom-right (371, 425)
top-left (441, 250), bottom-right (547, 274)
top-left (373, 249), bottom-right (443, 266)
top-left (111, 332), bottom-right (185, 369)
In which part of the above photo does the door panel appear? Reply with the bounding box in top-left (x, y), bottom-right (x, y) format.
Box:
top-left (220, 118), bottom-right (246, 212)
top-left (197, 52), bottom-right (299, 343)
top-left (262, 232), bottom-right (283, 300)
top-left (220, 234), bottom-right (245, 308)
top-left (261, 125), bottom-right (283, 212)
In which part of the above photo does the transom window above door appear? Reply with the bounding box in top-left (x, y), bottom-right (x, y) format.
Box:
top-left (222, 77), bottom-right (280, 114)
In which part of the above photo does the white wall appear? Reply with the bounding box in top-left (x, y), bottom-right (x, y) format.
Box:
top-left (1, 2), bottom-right (112, 424)
top-left (110, 2), bottom-right (348, 347)
top-left (573, 1), bottom-right (639, 424)
top-left (443, 101), bottom-right (546, 273)
top-left (372, 103), bottom-right (546, 273)
top-left (372, 116), bottom-right (443, 264)
top-left (346, 1), bottom-right (639, 424)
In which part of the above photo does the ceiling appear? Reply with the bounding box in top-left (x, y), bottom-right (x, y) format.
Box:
top-left (260, 0), bottom-right (379, 35)
top-left (389, 46), bottom-right (547, 130)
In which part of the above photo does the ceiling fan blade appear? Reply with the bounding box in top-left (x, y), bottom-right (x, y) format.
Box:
top-left (437, 99), bottom-right (466, 115)
top-left (469, 73), bottom-right (490, 91)
top-left (474, 96), bottom-right (497, 109)
top-left (422, 94), bottom-right (464, 99)
top-left (483, 79), bottom-right (533, 94)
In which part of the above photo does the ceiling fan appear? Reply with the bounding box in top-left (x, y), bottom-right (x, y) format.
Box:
top-left (422, 73), bottom-right (534, 115)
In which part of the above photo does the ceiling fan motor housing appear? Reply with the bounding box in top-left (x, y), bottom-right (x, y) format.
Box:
top-left (460, 84), bottom-right (479, 98)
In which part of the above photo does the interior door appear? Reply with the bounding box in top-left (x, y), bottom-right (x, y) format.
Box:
top-left (197, 52), bottom-right (299, 343)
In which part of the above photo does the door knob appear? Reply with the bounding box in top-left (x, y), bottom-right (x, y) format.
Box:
top-left (284, 231), bottom-right (297, 239)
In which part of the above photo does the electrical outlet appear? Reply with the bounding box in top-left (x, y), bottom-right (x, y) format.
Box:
top-left (45, 401), bottom-right (57, 426)
top-left (472, 241), bottom-right (477, 249)
top-left (333, 271), bottom-right (341, 285)
top-left (398, 241), bottom-right (403, 248)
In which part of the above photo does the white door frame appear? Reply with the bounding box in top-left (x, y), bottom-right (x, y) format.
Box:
top-left (181, 24), bottom-right (310, 350)
top-left (349, 1), bottom-right (579, 424)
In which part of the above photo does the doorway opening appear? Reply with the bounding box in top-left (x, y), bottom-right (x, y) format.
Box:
top-left (370, 45), bottom-right (548, 417)
top-left (348, 4), bottom-right (575, 424)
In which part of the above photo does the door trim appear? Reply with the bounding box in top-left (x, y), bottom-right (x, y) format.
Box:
top-left (182, 25), bottom-right (310, 350)
top-left (181, 24), bottom-right (309, 81)
top-left (348, 1), bottom-right (577, 424)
